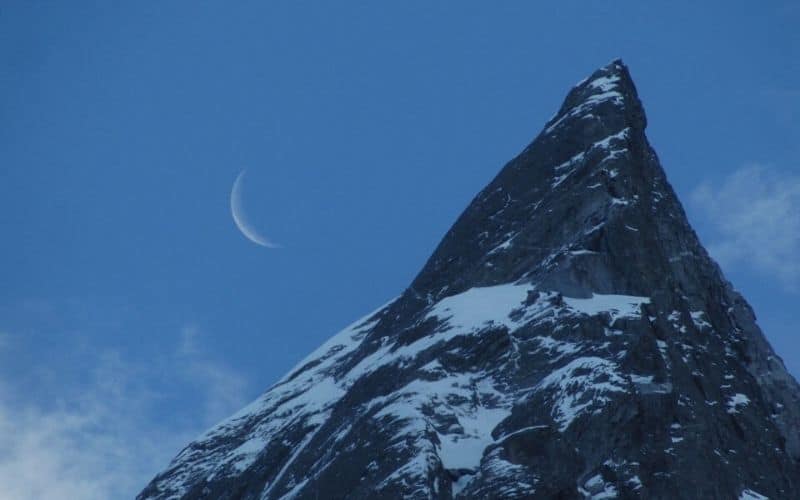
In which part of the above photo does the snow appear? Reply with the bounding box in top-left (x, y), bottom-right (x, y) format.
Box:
top-left (496, 425), bottom-right (549, 442)
top-left (437, 405), bottom-right (510, 470)
top-left (534, 336), bottom-right (581, 361)
top-left (629, 374), bottom-right (654, 385)
top-left (593, 128), bottom-right (629, 150)
top-left (149, 279), bottom-right (655, 498)
top-left (580, 473), bottom-right (619, 499)
top-left (451, 474), bottom-right (475, 496)
top-left (555, 151), bottom-right (586, 171)
top-left (585, 222), bottom-right (606, 235)
top-left (610, 197), bottom-right (630, 206)
top-left (545, 87), bottom-right (624, 134)
top-left (370, 373), bottom-right (512, 472)
top-left (570, 249), bottom-right (599, 256)
top-left (226, 436), bottom-right (267, 473)
top-left (690, 311), bottom-right (712, 330)
top-left (425, 283), bottom-right (526, 327)
top-left (553, 172), bottom-right (572, 188)
top-left (740, 489), bottom-right (769, 500)
top-left (589, 75), bottom-right (621, 92)
top-left (488, 232), bottom-right (518, 255)
top-left (261, 415), bottom-right (329, 498)
top-left (727, 393), bottom-right (751, 414)
top-left (344, 285), bottom-right (652, 475)
top-left (550, 128), bottom-right (628, 189)
top-left (279, 298), bottom-right (394, 384)
top-left (151, 299), bottom-right (398, 498)
top-left (426, 287), bottom-right (648, 340)
top-left (563, 293), bottom-right (650, 323)
top-left (280, 478), bottom-right (310, 500)
top-left (536, 357), bottom-right (627, 431)
top-left (633, 369), bottom-right (672, 394)
top-left (477, 446), bottom-right (538, 496)
top-left (377, 448), bottom-right (438, 491)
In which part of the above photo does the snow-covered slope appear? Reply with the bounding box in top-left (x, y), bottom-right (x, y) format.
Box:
top-left (140, 60), bottom-right (800, 500)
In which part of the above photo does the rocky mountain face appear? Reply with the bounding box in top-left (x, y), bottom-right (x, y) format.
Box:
top-left (139, 60), bottom-right (800, 500)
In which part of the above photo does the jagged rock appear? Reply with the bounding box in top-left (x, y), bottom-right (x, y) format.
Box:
top-left (139, 60), bottom-right (800, 500)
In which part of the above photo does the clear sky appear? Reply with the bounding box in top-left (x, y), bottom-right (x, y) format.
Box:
top-left (1, 2), bottom-right (798, 498)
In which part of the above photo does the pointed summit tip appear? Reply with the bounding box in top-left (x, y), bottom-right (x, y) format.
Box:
top-left (545, 59), bottom-right (646, 137)
top-left (590, 58), bottom-right (629, 78)
top-left (604, 58), bottom-right (626, 71)
top-left (588, 58), bottom-right (634, 91)
top-left (410, 59), bottom-right (651, 297)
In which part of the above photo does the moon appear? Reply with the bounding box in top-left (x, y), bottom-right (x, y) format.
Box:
top-left (230, 170), bottom-right (280, 248)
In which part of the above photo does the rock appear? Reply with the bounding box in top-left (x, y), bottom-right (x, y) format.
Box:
top-left (139, 60), bottom-right (800, 500)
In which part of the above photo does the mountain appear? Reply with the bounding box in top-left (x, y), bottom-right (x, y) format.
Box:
top-left (139, 60), bottom-right (800, 499)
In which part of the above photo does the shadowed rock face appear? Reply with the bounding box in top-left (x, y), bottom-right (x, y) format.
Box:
top-left (139, 61), bottom-right (800, 500)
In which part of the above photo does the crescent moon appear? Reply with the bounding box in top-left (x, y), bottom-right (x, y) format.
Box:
top-left (230, 170), bottom-right (280, 248)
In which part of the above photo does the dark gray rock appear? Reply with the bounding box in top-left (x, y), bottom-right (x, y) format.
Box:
top-left (139, 60), bottom-right (800, 500)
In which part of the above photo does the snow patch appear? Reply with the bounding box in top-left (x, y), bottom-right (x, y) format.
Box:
top-left (580, 473), bottom-right (619, 499)
top-left (727, 393), bottom-right (750, 414)
top-left (563, 294), bottom-right (650, 323)
top-left (570, 249), bottom-right (599, 256)
top-left (690, 311), bottom-right (712, 330)
top-left (536, 357), bottom-right (627, 432)
top-left (425, 283), bottom-right (531, 332)
top-left (740, 489), bottom-right (769, 500)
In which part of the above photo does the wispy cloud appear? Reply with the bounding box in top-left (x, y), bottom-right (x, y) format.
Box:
top-left (178, 325), bottom-right (250, 424)
top-left (0, 352), bottom-right (180, 500)
top-left (0, 325), bottom-right (250, 500)
top-left (691, 164), bottom-right (800, 290)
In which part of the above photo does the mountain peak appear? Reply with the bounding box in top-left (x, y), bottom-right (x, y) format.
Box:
top-left (140, 62), bottom-right (800, 500)
top-left (409, 61), bottom-right (651, 301)
top-left (544, 58), bottom-right (645, 140)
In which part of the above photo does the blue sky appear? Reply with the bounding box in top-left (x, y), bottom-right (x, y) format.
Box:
top-left (1, 2), bottom-right (798, 498)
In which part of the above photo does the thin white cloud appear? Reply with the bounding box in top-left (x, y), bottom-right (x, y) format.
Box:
top-left (178, 325), bottom-right (250, 424)
top-left (0, 327), bottom-right (250, 500)
top-left (691, 164), bottom-right (800, 289)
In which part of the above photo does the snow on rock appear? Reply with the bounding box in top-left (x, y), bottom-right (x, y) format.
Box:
top-left (630, 372), bottom-right (671, 395)
top-left (564, 293), bottom-right (650, 323)
top-left (425, 283), bottom-right (532, 332)
top-left (570, 249), bottom-right (600, 256)
top-left (534, 336), bottom-right (581, 361)
top-left (690, 311), bottom-right (712, 330)
top-left (545, 76), bottom-right (625, 134)
top-left (147, 300), bottom-right (395, 498)
top-left (341, 284), bottom-right (651, 477)
top-left (739, 489), bottom-right (769, 500)
top-left (342, 286), bottom-right (547, 385)
top-left (427, 285), bottom-right (650, 335)
top-left (579, 473), bottom-right (619, 499)
top-left (588, 74), bottom-right (621, 92)
top-left (627, 475), bottom-right (643, 490)
top-left (140, 60), bottom-right (800, 500)
top-left (536, 357), bottom-right (627, 432)
top-left (727, 393), bottom-right (751, 414)
top-left (550, 128), bottom-right (629, 189)
top-left (466, 446), bottom-right (538, 497)
top-left (373, 374), bottom-right (511, 471)
top-left (487, 232), bottom-right (518, 255)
